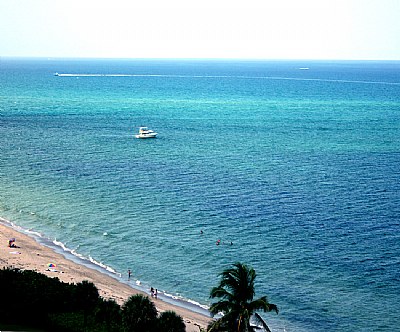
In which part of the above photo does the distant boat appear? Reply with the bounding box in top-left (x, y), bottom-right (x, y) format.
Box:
top-left (54, 72), bottom-right (60, 76)
top-left (299, 67), bottom-right (310, 70)
top-left (135, 126), bottom-right (157, 139)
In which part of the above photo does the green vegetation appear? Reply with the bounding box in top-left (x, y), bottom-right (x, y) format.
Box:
top-left (122, 294), bottom-right (158, 331)
top-left (0, 262), bottom-right (278, 332)
top-left (208, 262), bottom-right (278, 332)
top-left (0, 268), bottom-right (185, 332)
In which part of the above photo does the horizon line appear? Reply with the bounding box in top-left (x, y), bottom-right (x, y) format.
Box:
top-left (1, 55), bottom-right (400, 62)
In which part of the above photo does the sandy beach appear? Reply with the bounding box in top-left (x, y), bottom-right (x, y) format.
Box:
top-left (0, 220), bottom-right (210, 331)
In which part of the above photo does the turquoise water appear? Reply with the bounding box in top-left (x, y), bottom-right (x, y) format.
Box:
top-left (1, 58), bottom-right (400, 331)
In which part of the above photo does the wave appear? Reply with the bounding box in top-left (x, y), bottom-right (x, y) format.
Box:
top-left (0, 216), bottom-right (43, 238)
top-left (160, 291), bottom-right (210, 315)
top-left (53, 239), bottom-right (71, 253)
top-left (53, 72), bottom-right (400, 85)
top-left (88, 255), bottom-right (118, 274)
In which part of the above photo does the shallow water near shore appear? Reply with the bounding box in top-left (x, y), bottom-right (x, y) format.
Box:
top-left (1, 58), bottom-right (400, 331)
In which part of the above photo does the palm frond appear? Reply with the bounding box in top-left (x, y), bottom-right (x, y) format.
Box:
top-left (253, 312), bottom-right (272, 332)
top-left (209, 300), bottom-right (233, 316)
top-left (267, 303), bottom-right (279, 314)
top-left (248, 297), bottom-right (278, 314)
top-left (210, 286), bottom-right (232, 300)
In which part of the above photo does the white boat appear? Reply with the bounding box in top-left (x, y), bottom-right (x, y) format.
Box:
top-left (135, 126), bottom-right (158, 139)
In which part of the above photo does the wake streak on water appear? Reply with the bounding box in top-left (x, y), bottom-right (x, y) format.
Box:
top-left (54, 73), bottom-right (400, 85)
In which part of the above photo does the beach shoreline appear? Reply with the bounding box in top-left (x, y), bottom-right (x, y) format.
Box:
top-left (0, 219), bottom-right (210, 331)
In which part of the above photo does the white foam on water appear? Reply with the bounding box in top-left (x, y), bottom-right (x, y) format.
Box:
top-left (54, 73), bottom-right (400, 85)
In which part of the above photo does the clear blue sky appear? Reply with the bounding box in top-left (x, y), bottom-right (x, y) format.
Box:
top-left (1, 0), bottom-right (399, 60)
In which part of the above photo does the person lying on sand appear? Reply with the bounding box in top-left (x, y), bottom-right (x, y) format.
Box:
top-left (8, 239), bottom-right (20, 248)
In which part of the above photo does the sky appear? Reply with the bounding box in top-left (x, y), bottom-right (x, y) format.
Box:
top-left (0, 0), bottom-right (399, 60)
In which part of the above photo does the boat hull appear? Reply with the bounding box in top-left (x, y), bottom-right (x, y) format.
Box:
top-left (135, 133), bottom-right (157, 139)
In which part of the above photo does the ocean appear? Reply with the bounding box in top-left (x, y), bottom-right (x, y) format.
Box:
top-left (1, 58), bottom-right (399, 331)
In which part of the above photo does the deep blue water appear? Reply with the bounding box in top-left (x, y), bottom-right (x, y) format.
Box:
top-left (1, 58), bottom-right (400, 331)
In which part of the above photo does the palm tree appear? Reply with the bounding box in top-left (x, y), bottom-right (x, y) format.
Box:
top-left (157, 310), bottom-right (186, 332)
top-left (75, 280), bottom-right (100, 329)
top-left (95, 298), bottom-right (121, 331)
top-left (209, 262), bottom-right (278, 332)
top-left (122, 294), bottom-right (158, 332)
